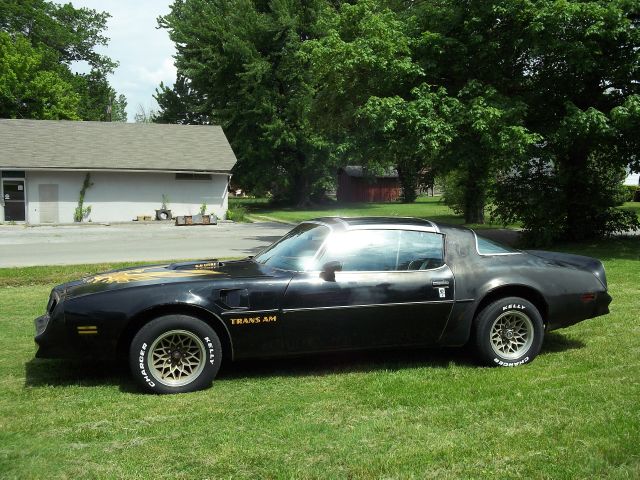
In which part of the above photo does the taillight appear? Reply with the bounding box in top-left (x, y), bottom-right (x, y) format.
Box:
top-left (581, 293), bottom-right (596, 303)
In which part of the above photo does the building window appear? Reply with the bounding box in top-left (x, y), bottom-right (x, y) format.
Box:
top-left (175, 173), bottom-right (212, 180)
top-left (1, 170), bottom-right (25, 178)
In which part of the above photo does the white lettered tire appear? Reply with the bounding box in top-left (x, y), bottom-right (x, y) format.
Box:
top-left (129, 314), bottom-right (222, 394)
top-left (474, 297), bottom-right (544, 367)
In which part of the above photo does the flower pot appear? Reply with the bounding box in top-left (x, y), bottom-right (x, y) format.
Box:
top-left (155, 209), bottom-right (172, 221)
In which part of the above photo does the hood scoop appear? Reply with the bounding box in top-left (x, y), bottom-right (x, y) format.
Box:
top-left (168, 259), bottom-right (224, 271)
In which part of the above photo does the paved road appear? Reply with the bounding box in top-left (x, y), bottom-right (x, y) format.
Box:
top-left (0, 222), bottom-right (293, 267)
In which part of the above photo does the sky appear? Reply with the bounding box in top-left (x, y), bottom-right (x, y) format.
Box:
top-left (70, 0), bottom-right (177, 122)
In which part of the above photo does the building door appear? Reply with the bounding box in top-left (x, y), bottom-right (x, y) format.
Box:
top-left (39, 184), bottom-right (59, 223)
top-left (2, 179), bottom-right (26, 222)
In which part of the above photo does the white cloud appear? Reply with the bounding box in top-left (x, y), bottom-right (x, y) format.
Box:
top-left (70, 0), bottom-right (177, 121)
top-left (135, 57), bottom-right (177, 86)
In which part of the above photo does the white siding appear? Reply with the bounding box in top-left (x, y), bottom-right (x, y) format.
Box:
top-left (624, 173), bottom-right (639, 186)
top-left (24, 170), bottom-right (229, 224)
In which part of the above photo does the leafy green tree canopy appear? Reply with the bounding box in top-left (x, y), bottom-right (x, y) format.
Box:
top-left (0, 31), bottom-right (79, 119)
top-left (158, 0), bottom-right (340, 204)
top-left (0, 0), bottom-right (126, 121)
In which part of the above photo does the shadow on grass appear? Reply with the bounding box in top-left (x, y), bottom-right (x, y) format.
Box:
top-left (540, 331), bottom-right (585, 355)
top-left (23, 331), bottom-right (583, 391)
top-left (218, 346), bottom-right (477, 381)
top-left (24, 358), bottom-right (138, 393)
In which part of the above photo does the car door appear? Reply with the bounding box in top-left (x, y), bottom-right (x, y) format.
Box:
top-left (280, 228), bottom-right (454, 353)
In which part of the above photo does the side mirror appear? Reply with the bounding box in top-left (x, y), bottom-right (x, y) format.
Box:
top-left (320, 261), bottom-right (342, 281)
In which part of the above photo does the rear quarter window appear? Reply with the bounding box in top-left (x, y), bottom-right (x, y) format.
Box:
top-left (475, 234), bottom-right (519, 255)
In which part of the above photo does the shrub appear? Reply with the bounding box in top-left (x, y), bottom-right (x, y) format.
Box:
top-left (226, 205), bottom-right (248, 222)
top-left (493, 157), bottom-right (639, 245)
top-left (624, 185), bottom-right (639, 202)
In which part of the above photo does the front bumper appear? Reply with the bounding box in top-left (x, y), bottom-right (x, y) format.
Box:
top-left (34, 313), bottom-right (71, 358)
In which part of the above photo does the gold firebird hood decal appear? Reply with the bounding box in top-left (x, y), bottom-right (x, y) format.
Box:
top-left (85, 267), bottom-right (221, 284)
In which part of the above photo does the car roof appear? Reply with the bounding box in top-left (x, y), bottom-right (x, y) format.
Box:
top-left (306, 216), bottom-right (440, 231)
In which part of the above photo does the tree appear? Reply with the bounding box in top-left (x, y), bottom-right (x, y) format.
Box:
top-left (485, 0), bottom-right (640, 242)
top-left (0, 0), bottom-right (116, 73)
top-left (305, 0), bottom-right (428, 201)
top-left (134, 104), bottom-right (159, 124)
top-left (440, 82), bottom-right (539, 223)
top-left (0, 0), bottom-right (126, 121)
top-left (0, 31), bottom-right (79, 119)
top-left (306, 0), bottom-right (538, 214)
top-left (154, 75), bottom-right (209, 125)
top-left (158, 0), bottom-right (339, 204)
top-left (401, 0), bottom-right (638, 233)
top-left (404, 0), bottom-right (541, 222)
top-left (355, 85), bottom-right (458, 203)
top-left (110, 94), bottom-right (128, 123)
top-left (156, 0), bottom-right (639, 241)
top-left (74, 70), bottom-right (127, 122)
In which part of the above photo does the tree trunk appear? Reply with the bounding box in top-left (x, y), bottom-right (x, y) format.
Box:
top-left (463, 167), bottom-right (485, 224)
top-left (563, 149), bottom-right (589, 241)
top-left (464, 194), bottom-right (485, 224)
top-left (293, 169), bottom-right (312, 207)
top-left (397, 164), bottom-right (418, 203)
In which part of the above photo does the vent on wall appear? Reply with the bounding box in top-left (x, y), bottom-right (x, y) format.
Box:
top-left (175, 173), bottom-right (212, 180)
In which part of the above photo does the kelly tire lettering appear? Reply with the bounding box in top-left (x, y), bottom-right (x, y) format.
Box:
top-left (474, 296), bottom-right (544, 368)
top-left (129, 314), bottom-right (223, 394)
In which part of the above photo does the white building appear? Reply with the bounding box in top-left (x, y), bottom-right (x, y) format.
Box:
top-left (0, 119), bottom-right (236, 224)
top-left (624, 171), bottom-right (639, 186)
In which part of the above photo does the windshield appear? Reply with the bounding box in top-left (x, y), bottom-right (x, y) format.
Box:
top-left (254, 223), bottom-right (330, 271)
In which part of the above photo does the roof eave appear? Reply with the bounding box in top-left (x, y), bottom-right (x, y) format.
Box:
top-left (0, 167), bottom-right (232, 175)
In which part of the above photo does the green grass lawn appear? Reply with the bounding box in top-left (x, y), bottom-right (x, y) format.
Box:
top-left (233, 196), bottom-right (640, 229)
top-left (232, 195), bottom-right (509, 229)
top-left (1, 239), bottom-right (639, 478)
top-left (623, 201), bottom-right (640, 221)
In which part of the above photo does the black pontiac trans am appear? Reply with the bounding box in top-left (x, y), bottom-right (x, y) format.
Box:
top-left (35, 217), bottom-right (611, 394)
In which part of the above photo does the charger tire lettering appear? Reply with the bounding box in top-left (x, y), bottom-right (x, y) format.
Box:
top-left (137, 342), bottom-right (156, 388)
top-left (475, 297), bottom-right (544, 368)
top-left (129, 315), bottom-right (223, 394)
top-left (493, 356), bottom-right (530, 367)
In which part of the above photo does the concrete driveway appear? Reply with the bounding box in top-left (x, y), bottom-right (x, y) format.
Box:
top-left (0, 222), bottom-right (293, 267)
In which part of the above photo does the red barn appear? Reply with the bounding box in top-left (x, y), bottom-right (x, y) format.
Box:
top-left (337, 166), bottom-right (402, 202)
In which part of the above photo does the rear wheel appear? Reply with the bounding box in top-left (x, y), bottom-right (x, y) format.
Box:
top-left (474, 297), bottom-right (544, 367)
top-left (129, 314), bottom-right (222, 394)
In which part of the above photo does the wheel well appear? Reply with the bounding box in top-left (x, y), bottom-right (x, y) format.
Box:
top-left (116, 304), bottom-right (234, 362)
top-left (474, 285), bottom-right (548, 324)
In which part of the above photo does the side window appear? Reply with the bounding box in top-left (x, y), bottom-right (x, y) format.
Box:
top-left (475, 235), bottom-right (518, 255)
top-left (396, 231), bottom-right (445, 270)
top-left (319, 230), bottom-right (400, 271)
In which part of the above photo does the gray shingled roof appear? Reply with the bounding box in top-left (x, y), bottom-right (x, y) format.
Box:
top-left (0, 119), bottom-right (237, 173)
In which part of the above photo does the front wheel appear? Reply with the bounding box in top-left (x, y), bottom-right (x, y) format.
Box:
top-left (129, 314), bottom-right (222, 394)
top-left (474, 297), bottom-right (544, 367)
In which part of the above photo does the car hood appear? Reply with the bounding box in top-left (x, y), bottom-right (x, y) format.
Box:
top-left (60, 258), bottom-right (276, 299)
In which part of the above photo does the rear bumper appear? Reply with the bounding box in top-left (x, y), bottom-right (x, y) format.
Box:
top-left (547, 291), bottom-right (612, 331)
